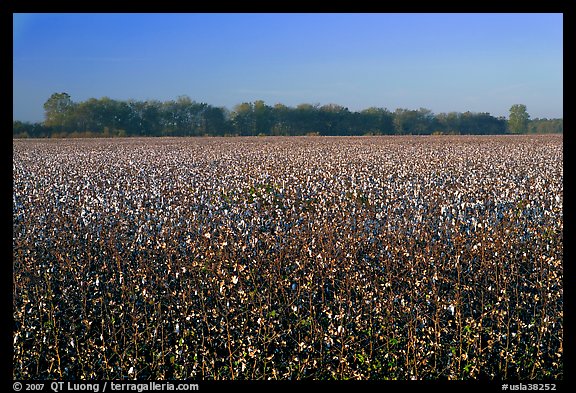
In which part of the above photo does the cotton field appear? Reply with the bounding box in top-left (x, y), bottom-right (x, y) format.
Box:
top-left (13, 135), bottom-right (563, 380)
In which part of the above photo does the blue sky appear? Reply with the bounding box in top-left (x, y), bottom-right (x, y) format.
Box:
top-left (13, 13), bottom-right (563, 122)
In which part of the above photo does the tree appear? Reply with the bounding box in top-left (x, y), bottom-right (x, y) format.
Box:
top-left (393, 108), bottom-right (434, 135)
top-left (319, 104), bottom-right (350, 135)
top-left (253, 100), bottom-right (273, 135)
top-left (141, 100), bottom-right (163, 136)
top-left (32, 93), bottom-right (557, 137)
top-left (436, 112), bottom-right (461, 134)
top-left (202, 106), bottom-right (229, 136)
top-left (359, 107), bottom-right (395, 135)
top-left (294, 103), bottom-right (321, 134)
top-left (13, 121), bottom-right (52, 138)
top-left (270, 103), bottom-right (292, 135)
top-left (43, 92), bottom-right (75, 132)
top-left (231, 102), bottom-right (255, 136)
top-left (508, 104), bottom-right (530, 134)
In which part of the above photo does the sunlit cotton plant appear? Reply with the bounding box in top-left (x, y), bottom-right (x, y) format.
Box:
top-left (12, 135), bottom-right (563, 380)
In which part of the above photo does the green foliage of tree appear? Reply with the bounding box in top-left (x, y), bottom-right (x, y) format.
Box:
top-left (318, 104), bottom-right (351, 135)
top-left (435, 112), bottom-right (461, 134)
top-left (360, 107), bottom-right (395, 135)
top-left (43, 92), bottom-right (75, 132)
top-left (527, 118), bottom-right (563, 134)
top-left (231, 102), bottom-right (255, 136)
top-left (509, 104), bottom-right (530, 134)
top-left (393, 108), bottom-right (435, 135)
top-left (253, 100), bottom-right (273, 136)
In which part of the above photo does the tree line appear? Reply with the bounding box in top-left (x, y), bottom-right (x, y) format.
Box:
top-left (13, 93), bottom-right (563, 138)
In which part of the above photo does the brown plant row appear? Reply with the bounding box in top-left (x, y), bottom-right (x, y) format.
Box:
top-left (13, 135), bottom-right (563, 380)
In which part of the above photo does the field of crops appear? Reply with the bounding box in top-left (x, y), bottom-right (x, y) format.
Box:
top-left (13, 135), bottom-right (563, 380)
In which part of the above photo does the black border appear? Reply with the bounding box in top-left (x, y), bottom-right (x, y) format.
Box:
top-left (6, 1), bottom-right (571, 391)
top-left (7, 0), bottom-right (569, 13)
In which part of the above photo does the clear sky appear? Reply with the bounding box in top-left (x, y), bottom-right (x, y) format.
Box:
top-left (13, 13), bottom-right (563, 122)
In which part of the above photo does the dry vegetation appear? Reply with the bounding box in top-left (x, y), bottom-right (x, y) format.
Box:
top-left (13, 135), bottom-right (563, 380)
